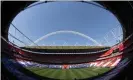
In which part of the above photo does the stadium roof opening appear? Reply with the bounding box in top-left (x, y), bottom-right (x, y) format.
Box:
top-left (8, 1), bottom-right (123, 48)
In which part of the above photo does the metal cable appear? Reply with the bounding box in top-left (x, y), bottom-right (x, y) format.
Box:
top-left (11, 23), bottom-right (40, 48)
top-left (8, 33), bottom-right (28, 46)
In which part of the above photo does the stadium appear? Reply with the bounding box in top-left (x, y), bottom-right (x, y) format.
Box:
top-left (1, 1), bottom-right (133, 80)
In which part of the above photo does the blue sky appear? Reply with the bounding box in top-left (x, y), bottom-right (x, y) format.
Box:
top-left (8, 1), bottom-right (123, 47)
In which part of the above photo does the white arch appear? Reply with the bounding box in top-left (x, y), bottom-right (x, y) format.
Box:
top-left (29, 30), bottom-right (102, 46)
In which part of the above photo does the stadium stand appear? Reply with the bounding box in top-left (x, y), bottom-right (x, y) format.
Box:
top-left (1, 1), bottom-right (133, 80)
top-left (1, 54), bottom-right (122, 69)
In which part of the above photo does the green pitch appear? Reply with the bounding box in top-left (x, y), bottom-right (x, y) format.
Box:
top-left (26, 67), bottom-right (111, 80)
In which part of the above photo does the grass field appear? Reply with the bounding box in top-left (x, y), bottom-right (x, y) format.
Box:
top-left (26, 67), bottom-right (111, 80)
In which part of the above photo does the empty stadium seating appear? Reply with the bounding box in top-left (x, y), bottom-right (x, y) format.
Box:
top-left (2, 33), bottom-right (132, 65)
top-left (3, 54), bottom-right (121, 70)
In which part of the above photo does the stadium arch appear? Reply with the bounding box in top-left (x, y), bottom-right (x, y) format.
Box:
top-left (29, 30), bottom-right (102, 46)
